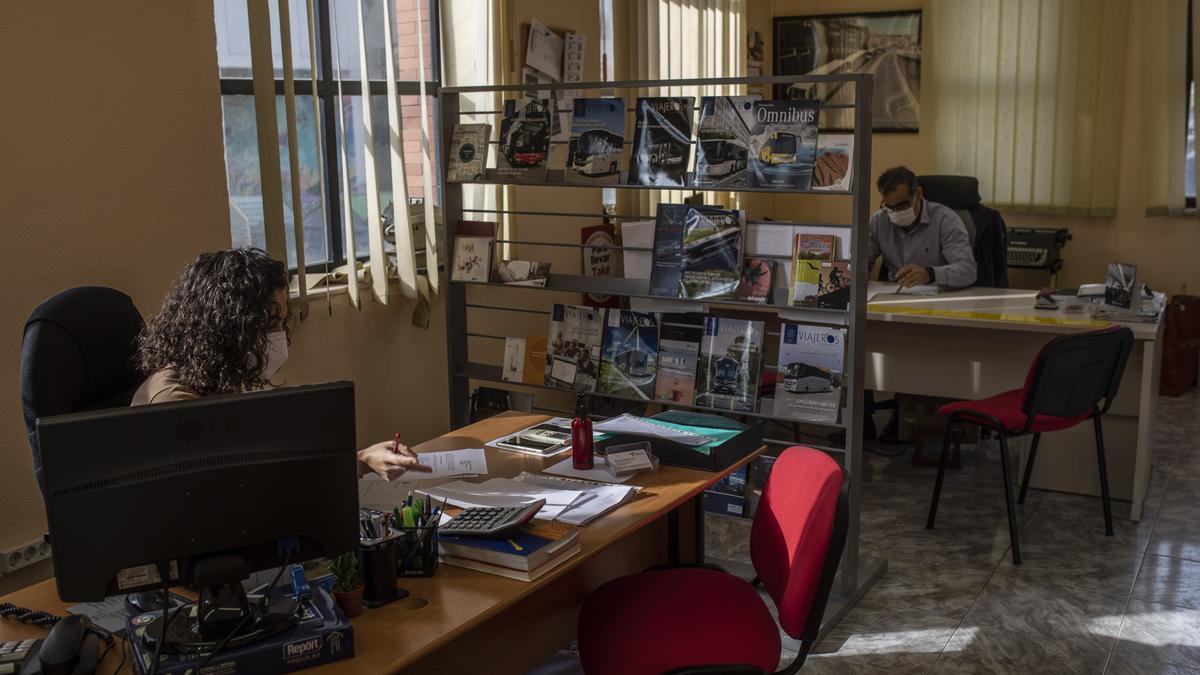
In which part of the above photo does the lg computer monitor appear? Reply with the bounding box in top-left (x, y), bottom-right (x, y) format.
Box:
top-left (37, 381), bottom-right (359, 605)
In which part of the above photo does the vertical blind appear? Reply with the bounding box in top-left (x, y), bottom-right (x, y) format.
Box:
top-left (625, 0), bottom-right (747, 215)
top-left (1143, 0), bottom-right (1197, 215)
top-left (928, 0), bottom-right (1130, 215)
top-left (244, 0), bottom-right (439, 317)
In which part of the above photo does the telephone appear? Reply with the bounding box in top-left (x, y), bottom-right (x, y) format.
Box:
top-left (0, 605), bottom-right (107, 675)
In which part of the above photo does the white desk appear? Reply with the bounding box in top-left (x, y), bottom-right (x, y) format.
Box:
top-left (864, 286), bottom-right (1163, 521)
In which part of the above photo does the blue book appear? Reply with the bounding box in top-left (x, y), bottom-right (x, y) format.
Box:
top-left (439, 525), bottom-right (579, 572)
top-left (597, 310), bottom-right (659, 401)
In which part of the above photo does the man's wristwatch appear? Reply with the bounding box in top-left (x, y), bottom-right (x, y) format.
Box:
top-left (926, 266), bottom-right (936, 283)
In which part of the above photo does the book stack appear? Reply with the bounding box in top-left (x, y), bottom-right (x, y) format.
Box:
top-left (439, 520), bottom-right (581, 582)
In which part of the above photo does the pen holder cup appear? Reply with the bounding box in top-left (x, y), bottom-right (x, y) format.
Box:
top-left (358, 539), bottom-right (404, 608)
top-left (395, 523), bottom-right (440, 578)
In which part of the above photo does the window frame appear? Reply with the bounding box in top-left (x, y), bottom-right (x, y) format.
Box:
top-left (1188, 0), bottom-right (1195, 209)
top-left (218, 0), bottom-right (443, 271)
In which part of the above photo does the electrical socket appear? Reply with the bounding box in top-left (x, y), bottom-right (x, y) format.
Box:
top-left (0, 538), bottom-right (52, 574)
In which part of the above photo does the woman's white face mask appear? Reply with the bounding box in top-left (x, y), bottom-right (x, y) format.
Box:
top-left (262, 331), bottom-right (289, 380)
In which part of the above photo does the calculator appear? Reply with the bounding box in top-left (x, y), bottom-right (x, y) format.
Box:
top-left (0, 638), bottom-right (39, 674)
top-left (439, 500), bottom-right (545, 537)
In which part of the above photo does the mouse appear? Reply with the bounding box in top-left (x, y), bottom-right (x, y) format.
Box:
top-left (38, 614), bottom-right (98, 675)
top-left (126, 591), bottom-right (167, 614)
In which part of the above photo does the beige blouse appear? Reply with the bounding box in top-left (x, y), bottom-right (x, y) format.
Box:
top-left (130, 368), bottom-right (200, 406)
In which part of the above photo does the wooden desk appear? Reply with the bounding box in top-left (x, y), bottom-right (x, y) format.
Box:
top-left (864, 286), bottom-right (1163, 520)
top-left (0, 412), bottom-right (765, 674)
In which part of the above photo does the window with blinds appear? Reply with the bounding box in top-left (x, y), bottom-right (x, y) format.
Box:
top-left (213, 0), bottom-right (441, 311)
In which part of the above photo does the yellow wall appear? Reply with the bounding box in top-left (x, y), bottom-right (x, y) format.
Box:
top-left (755, 0), bottom-right (1199, 293)
top-left (0, 1), bottom-right (449, 592)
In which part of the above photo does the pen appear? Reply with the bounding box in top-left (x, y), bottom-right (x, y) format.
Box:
top-left (392, 431), bottom-right (402, 454)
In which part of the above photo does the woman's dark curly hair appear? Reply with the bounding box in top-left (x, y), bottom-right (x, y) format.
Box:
top-left (138, 248), bottom-right (290, 396)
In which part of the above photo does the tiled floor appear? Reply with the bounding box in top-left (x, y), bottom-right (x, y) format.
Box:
top-left (705, 388), bottom-right (1200, 674)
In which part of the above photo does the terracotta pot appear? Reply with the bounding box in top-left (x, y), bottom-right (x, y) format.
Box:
top-left (334, 586), bottom-right (364, 618)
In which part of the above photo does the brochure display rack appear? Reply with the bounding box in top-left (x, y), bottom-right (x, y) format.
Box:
top-left (438, 74), bottom-right (883, 632)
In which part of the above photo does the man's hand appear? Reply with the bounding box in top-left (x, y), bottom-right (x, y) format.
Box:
top-left (357, 440), bottom-right (432, 480)
top-left (895, 264), bottom-right (932, 288)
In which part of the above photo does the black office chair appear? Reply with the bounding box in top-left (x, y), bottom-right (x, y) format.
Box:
top-left (21, 287), bottom-right (145, 495)
top-left (918, 174), bottom-right (1009, 288)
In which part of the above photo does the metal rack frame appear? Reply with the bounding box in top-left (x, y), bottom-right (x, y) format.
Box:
top-left (438, 73), bottom-right (884, 634)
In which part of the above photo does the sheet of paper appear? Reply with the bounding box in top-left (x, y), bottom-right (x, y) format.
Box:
top-left (516, 474), bottom-right (638, 526)
top-left (592, 414), bottom-right (716, 447)
top-left (526, 18), bottom-right (563, 80)
top-left (898, 284), bottom-right (939, 296)
top-left (358, 475), bottom-right (421, 511)
top-left (412, 448), bottom-right (488, 479)
top-left (543, 456), bottom-right (634, 483)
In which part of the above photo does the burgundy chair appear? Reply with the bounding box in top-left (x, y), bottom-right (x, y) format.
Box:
top-left (577, 447), bottom-right (848, 675)
top-left (926, 326), bottom-right (1135, 565)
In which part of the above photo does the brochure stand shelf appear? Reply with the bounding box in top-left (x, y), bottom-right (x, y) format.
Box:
top-left (438, 73), bottom-right (882, 638)
top-left (454, 274), bottom-right (851, 315)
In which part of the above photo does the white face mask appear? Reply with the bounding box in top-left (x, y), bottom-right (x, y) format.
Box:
top-left (262, 331), bottom-right (289, 380)
top-left (888, 206), bottom-right (918, 228)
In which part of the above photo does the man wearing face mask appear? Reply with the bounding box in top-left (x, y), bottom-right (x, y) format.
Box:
top-left (131, 248), bottom-right (430, 481)
top-left (869, 166), bottom-right (977, 289)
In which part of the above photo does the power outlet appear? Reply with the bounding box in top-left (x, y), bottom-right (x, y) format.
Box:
top-left (0, 538), bottom-right (51, 574)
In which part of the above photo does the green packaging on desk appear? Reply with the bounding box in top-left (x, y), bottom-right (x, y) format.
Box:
top-left (595, 411), bottom-right (763, 472)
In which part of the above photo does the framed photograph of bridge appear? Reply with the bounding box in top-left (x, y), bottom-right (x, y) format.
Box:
top-left (773, 10), bottom-right (922, 132)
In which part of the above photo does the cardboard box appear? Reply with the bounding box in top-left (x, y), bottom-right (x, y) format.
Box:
top-left (128, 587), bottom-right (354, 674)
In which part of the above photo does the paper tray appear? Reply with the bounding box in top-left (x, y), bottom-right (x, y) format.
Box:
top-left (595, 419), bottom-right (765, 472)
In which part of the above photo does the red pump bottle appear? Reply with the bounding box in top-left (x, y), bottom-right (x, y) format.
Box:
top-left (571, 392), bottom-right (594, 470)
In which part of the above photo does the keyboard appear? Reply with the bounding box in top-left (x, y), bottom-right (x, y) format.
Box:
top-left (0, 638), bottom-right (39, 674)
top-left (439, 500), bottom-right (545, 538)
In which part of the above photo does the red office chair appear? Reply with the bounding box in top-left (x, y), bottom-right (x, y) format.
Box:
top-left (577, 448), bottom-right (848, 675)
top-left (926, 326), bottom-right (1135, 565)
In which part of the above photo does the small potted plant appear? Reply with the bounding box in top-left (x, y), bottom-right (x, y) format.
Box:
top-left (327, 551), bottom-right (364, 618)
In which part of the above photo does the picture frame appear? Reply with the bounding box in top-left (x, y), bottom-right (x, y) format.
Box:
top-left (773, 10), bottom-right (923, 133)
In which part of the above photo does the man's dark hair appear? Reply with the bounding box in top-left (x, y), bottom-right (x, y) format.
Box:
top-left (877, 166), bottom-right (919, 196)
top-left (137, 248), bottom-right (289, 396)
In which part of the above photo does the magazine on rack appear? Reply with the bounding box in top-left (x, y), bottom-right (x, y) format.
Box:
top-left (789, 233), bottom-right (838, 306)
top-left (694, 316), bottom-right (764, 413)
top-left (451, 236), bottom-right (493, 282)
top-left (816, 261), bottom-right (851, 310)
top-left (497, 98), bottom-right (552, 183)
top-left (736, 258), bottom-right (774, 303)
top-left (628, 97), bottom-right (694, 186)
top-left (581, 223), bottom-right (621, 308)
top-left (693, 96), bottom-right (759, 188)
top-left (649, 204), bottom-right (745, 301)
top-left (773, 324), bottom-right (845, 423)
top-left (654, 313), bottom-right (706, 406)
top-left (811, 134), bottom-right (853, 191)
top-left (596, 310), bottom-right (659, 401)
top-left (747, 100), bottom-right (820, 189)
top-left (565, 98), bottom-right (625, 185)
top-left (544, 304), bottom-right (605, 391)
top-left (447, 123), bottom-right (491, 182)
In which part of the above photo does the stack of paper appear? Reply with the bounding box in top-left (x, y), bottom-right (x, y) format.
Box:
top-left (514, 473), bottom-right (639, 526)
top-left (592, 413), bottom-right (716, 447)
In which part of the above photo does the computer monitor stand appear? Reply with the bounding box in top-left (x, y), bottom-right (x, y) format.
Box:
top-left (142, 552), bottom-right (299, 655)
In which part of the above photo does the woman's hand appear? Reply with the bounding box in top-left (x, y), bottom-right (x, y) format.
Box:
top-left (357, 440), bottom-right (432, 480)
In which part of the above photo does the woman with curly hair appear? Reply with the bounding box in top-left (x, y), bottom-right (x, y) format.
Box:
top-left (133, 248), bottom-right (429, 480)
